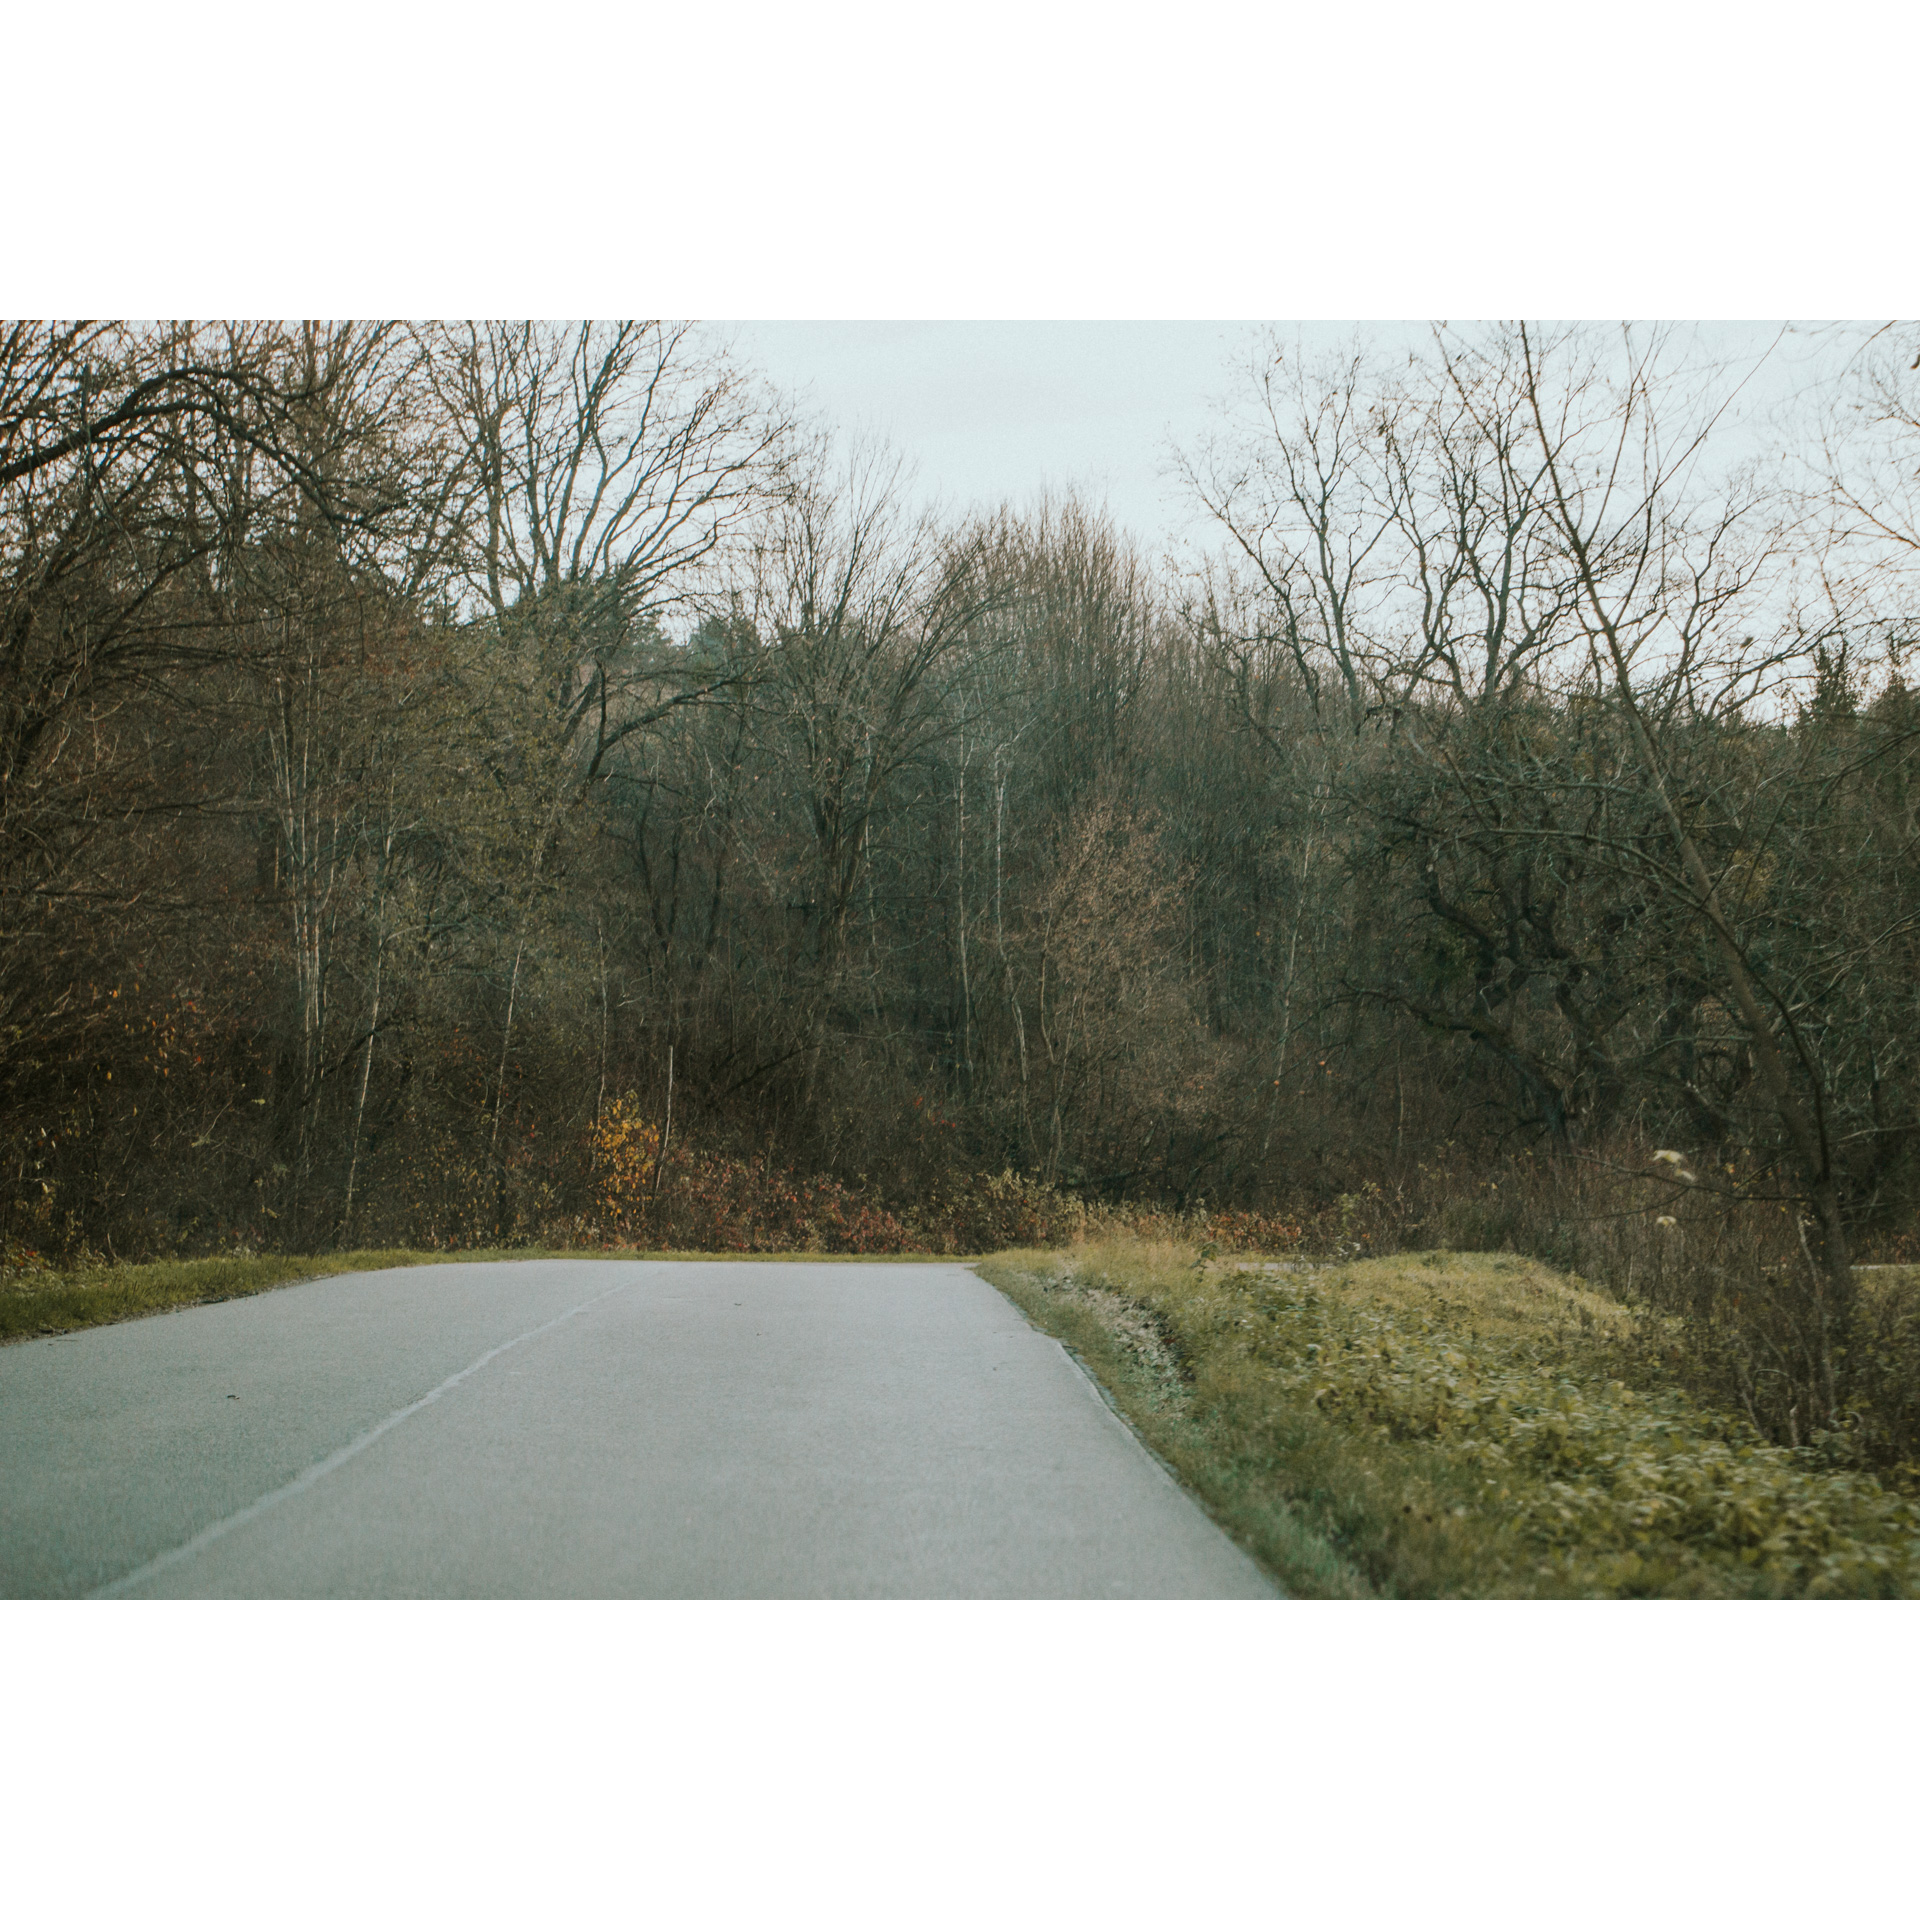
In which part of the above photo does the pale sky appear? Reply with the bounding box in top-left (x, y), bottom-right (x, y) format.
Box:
top-left (726, 321), bottom-right (1398, 555)
top-left (724, 320), bottom-right (1828, 561)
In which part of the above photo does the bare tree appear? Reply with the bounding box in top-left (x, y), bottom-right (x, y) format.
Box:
top-left (429, 320), bottom-right (789, 782)
top-left (1485, 322), bottom-right (1859, 1384)
top-left (1176, 332), bottom-right (1395, 729)
top-left (0, 322), bottom-right (444, 1119)
top-left (747, 440), bottom-right (1004, 985)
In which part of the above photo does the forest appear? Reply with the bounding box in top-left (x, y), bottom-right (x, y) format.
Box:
top-left (5, 318), bottom-right (1920, 1460)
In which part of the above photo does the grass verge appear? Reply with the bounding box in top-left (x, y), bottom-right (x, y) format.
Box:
top-left (0, 1244), bottom-right (961, 1344)
top-left (1, 1248), bottom-right (540, 1343)
top-left (975, 1238), bottom-right (1920, 1598)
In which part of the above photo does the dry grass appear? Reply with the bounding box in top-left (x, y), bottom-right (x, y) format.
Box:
top-left (976, 1237), bottom-right (1920, 1599)
top-left (1304, 1249), bottom-right (1634, 1344)
top-left (0, 1247), bottom-right (542, 1342)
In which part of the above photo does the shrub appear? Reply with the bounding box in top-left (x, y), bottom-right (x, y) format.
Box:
top-left (1212, 1259), bottom-right (1920, 1596)
top-left (588, 1093), bottom-right (913, 1254)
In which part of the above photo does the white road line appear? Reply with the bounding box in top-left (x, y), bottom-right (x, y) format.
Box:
top-left (90, 1273), bottom-right (643, 1599)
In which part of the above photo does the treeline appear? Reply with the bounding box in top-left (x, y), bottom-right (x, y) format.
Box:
top-left (6, 319), bottom-right (1920, 1450)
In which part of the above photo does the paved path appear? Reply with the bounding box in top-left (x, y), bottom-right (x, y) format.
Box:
top-left (0, 1260), bottom-right (1276, 1598)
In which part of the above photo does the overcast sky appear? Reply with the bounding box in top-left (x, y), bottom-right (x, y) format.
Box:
top-left (724, 320), bottom-right (1835, 561)
top-left (725, 321), bottom-right (1418, 555)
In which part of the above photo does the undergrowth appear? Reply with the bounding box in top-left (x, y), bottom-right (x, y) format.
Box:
top-left (976, 1238), bottom-right (1920, 1599)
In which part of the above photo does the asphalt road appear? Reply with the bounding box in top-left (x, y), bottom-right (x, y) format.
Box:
top-left (0, 1259), bottom-right (1276, 1599)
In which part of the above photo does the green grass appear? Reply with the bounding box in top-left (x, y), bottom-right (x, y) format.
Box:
top-left (975, 1238), bottom-right (1920, 1598)
top-left (0, 1243), bottom-right (962, 1344)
